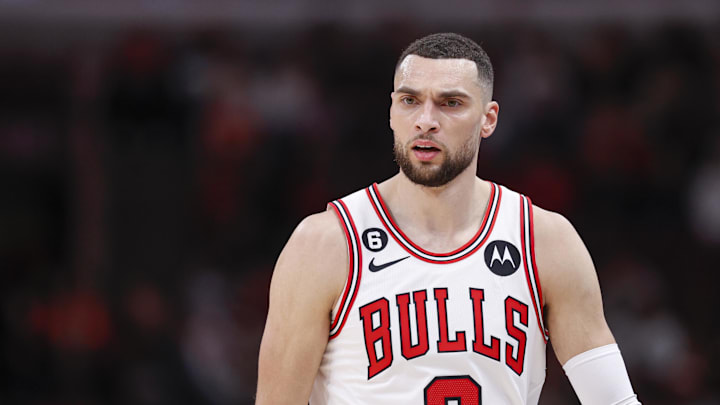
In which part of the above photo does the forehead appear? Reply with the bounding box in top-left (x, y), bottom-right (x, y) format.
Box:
top-left (394, 55), bottom-right (481, 92)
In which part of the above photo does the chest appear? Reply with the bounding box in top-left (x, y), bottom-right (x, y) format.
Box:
top-left (350, 246), bottom-right (534, 378)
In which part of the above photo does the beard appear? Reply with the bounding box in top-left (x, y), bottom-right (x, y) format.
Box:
top-left (393, 134), bottom-right (479, 188)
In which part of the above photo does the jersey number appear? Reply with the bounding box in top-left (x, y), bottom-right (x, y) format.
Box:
top-left (424, 375), bottom-right (481, 405)
top-left (367, 231), bottom-right (384, 249)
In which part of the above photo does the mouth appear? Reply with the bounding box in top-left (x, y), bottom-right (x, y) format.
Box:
top-left (411, 138), bottom-right (442, 151)
top-left (412, 144), bottom-right (440, 152)
top-left (411, 143), bottom-right (441, 161)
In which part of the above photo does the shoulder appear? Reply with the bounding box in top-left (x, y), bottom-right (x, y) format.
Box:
top-left (531, 205), bottom-right (579, 248)
top-left (271, 209), bottom-right (349, 311)
top-left (529, 204), bottom-right (598, 305)
top-left (290, 209), bottom-right (348, 254)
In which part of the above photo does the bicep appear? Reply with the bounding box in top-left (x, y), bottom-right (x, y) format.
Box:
top-left (535, 211), bottom-right (615, 365)
top-left (256, 213), bottom-right (347, 404)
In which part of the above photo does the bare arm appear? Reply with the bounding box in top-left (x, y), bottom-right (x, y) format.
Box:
top-left (256, 210), bottom-right (348, 404)
top-left (533, 207), bottom-right (615, 365)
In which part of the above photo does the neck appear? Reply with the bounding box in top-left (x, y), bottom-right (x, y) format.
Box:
top-left (377, 166), bottom-right (491, 249)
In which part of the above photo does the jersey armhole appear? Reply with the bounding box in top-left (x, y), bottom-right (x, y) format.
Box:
top-left (520, 195), bottom-right (550, 342)
top-left (327, 199), bottom-right (363, 339)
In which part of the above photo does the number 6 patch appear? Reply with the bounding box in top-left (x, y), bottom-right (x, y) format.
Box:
top-left (361, 228), bottom-right (388, 252)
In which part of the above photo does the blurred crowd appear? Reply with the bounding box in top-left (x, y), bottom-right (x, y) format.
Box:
top-left (0, 22), bottom-right (719, 404)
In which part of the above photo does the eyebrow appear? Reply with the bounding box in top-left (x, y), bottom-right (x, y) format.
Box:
top-left (396, 86), bottom-right (471, 99)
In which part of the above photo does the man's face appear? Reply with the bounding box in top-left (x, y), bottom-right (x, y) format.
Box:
top-left (390, 55), bottom-right (497, 187)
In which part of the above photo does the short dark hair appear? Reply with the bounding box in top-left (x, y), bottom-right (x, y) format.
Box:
top-left (396, 33), bottom-right (494, 98)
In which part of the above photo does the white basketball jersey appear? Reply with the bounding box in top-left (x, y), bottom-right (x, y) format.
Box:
top-left (310, 182), bottom-right (549, 405)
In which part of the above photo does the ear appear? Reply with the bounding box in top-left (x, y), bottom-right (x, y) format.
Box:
top-left (480, 101), bottom-right (499, 139)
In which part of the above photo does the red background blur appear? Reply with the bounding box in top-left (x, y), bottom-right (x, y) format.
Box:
top-left (1, 2), bottom-right (719, 404)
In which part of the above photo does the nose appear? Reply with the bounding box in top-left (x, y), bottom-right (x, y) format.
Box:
top-left (415, 101), bottom-right (439, 133)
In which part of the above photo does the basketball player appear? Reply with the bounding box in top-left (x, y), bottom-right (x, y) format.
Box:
top-left (256, 33), bottom-right (640, 404)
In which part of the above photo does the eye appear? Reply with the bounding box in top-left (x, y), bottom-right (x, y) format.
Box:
top-left (401, 96), bottom-right (416, 105)
top-left (443, 99), bottom-right (461, 107)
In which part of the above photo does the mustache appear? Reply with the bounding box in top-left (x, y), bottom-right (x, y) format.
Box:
top-left (412, 133), bottom-right (438, 142)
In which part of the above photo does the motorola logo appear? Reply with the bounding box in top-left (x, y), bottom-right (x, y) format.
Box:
top-left (484, 240), bottom-right (521, 276)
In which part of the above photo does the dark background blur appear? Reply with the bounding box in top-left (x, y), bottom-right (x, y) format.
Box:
top-left (1, 1), bottom-right (719, 404)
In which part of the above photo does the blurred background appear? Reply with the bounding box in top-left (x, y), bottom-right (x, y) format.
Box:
top-left (1, 1), bottom-right (719, 404)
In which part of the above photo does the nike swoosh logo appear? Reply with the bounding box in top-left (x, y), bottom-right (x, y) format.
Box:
top-left (368, 256), bottom-right (410, 272)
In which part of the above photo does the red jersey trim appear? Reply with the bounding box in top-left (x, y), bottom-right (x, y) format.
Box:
top-left (527, 197), bottom-right (545, 310)
top-left (328, 199), bottom-right (363, 339)
top-left (520, 195), bottom-right (549, 342)
top-left (365, 182), bottom-right (501, 264)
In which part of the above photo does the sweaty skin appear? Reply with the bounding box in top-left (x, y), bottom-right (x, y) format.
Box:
top-left (255, 55), bottom-right (615, 404)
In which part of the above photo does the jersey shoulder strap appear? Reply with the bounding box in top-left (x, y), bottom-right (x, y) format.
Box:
top-left (326, 188), bottom-right (368, 338)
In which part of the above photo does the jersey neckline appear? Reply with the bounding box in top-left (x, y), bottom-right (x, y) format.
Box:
top-left (365, 182), bottom-right (502, 264)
